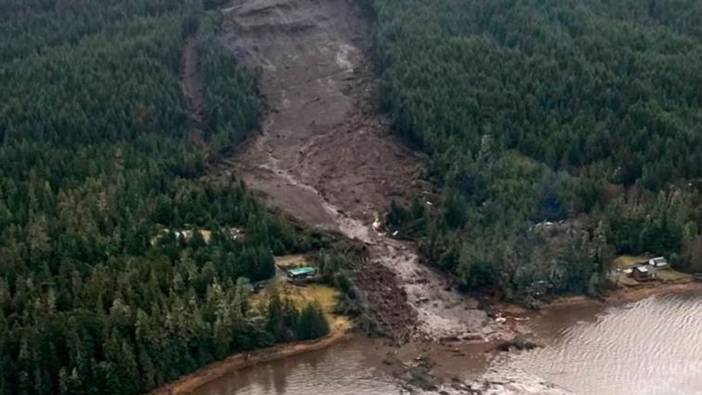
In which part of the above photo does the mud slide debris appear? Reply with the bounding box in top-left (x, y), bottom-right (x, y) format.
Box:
top-left (219, 0), bottom-right (498, 342)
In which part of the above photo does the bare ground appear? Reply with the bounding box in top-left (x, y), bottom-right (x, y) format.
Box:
top-left (181, 38), bottom-right (207, 147)
top-left (218, 0), bottom-right (498, 343)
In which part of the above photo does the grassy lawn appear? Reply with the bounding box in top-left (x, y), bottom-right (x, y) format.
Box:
top-left (274, 254), bottom-right (309, 270)
top-left (613, 255), bottom-right (692, 286)
top-left (613, 255), bottom-right (648, 269)
top-left (656, 269), bottom-right (692, 284)
top-left (617, 274), bottom-right (640, 287)
top-left (250, 256), bottom-right (351, 332)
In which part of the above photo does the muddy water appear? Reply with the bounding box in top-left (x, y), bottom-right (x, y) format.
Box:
top-left (192, 291), bottom-right (702, 395)
top-left (190, 335), bottom-right (496, 395)
top-left (190, 337), bottom-right (401, 395)
top-left (504, 290), bottom-right (702, 394)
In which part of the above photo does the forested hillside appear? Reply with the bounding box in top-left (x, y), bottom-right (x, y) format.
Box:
top-left (0, 1), bottom-right (331, 394)
top-left (371, 0), bottom-right (702, 297)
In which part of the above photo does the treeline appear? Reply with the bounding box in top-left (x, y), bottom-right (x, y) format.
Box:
top-left (0, 0), bottom-right (193, 61)
top-left (369, 0), bottom-right (702, 298)
top-left (199, 34), bottom-right (260, 151)
top-left (0, 0), bottom-right (330, 394)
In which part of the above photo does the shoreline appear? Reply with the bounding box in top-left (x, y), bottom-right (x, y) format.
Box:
top-left (541, 280), bottom-right (702, 309)
top-left (148, 281), bottom-right (702, 395)
top-left (489, 280), bottom-right (702, 345)
top-left (148, 325), bottom-right (351, 395)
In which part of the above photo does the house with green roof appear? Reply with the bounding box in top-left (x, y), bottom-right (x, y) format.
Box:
top-left (286, 266), bottom-right (317, 281)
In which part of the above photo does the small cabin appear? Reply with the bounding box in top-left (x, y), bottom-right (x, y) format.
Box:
top-left (648, 257), bottom-right (669, 269)
top-left (286, 267), bottom-right (317, 281)
top-left (632, 266), bottom-right (655, 282)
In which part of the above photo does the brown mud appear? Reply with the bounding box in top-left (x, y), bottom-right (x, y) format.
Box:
top-left (218, 0), bottom-right (497, 343)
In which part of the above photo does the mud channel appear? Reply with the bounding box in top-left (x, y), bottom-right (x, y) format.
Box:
top-left (207, 0), bottom-right (550, 392)
top-left (218, 0), bottom-right (498, 345)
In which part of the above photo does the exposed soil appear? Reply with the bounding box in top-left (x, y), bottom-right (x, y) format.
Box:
top-left (181, 38), bottom-right (207, 147)
top-left (221, 0), bottom-right (423, 228)
top-left (218, 0), bottom-right (498, 343)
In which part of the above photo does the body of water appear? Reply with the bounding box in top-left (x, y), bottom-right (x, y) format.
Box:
top-left (507, 290), bottom-right (702, 395)
top-left (191, 337), bottom-right (401, 395)
top-left (193, 290), bottom-right (702, 395)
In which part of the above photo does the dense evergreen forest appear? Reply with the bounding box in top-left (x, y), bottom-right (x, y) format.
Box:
top-left (0, 1), bottom-right (331, 394)
top-left (371, 0), bottom-right (702, 298)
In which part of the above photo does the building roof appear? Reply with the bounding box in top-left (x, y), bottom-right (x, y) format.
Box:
top-left (649, 257), bottom-right (668, 266)
top-left (288, 267), bottom-right (316, 276)
top-left (635, 266), bottom-right (650, 273)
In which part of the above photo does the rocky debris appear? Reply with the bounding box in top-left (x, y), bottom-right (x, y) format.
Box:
top-left (351, 253), bottom-right (417, 343)
top-left (388, 354), bottom-right (442, 394)
top-left (402, 356), bottom-right (439, 392)
top-left (468, 368), bottom-right (572, 395)
top-left (387, 355), bottom-right (569, 395)
top-left (205, 0), bottom-right (583, 392)
top-left (218, 0), bottom-right (511, 350)
top-left (494, 336), bottom-right (543, 352)
top-left (438, 332), bottom-right (486, 343)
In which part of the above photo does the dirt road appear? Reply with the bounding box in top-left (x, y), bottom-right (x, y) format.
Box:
top-left (219, 0), bottom-right (496, 342)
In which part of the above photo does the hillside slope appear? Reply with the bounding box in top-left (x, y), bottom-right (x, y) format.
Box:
top-left (222, 0), bottom-right (500, 342)
top-left (369, 0), bottom-right (702, 298)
